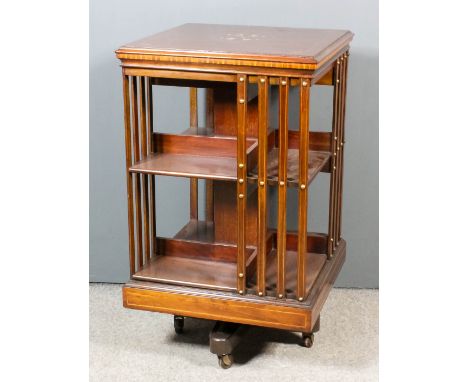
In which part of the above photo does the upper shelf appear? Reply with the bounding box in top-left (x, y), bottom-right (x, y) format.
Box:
top-left (129, 130), bottom-right (331, 186)
top-left (116, 23), bottom-right (353, 71)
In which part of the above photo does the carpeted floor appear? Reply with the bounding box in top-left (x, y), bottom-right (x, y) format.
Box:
top-left (90, 284), bottom-right (378, 381)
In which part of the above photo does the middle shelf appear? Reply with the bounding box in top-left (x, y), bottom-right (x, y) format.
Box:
top-left (129, 130), bottom-right (332, 186)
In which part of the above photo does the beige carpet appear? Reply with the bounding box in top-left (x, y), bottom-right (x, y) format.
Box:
top-left (90, 284), bottom-right (378, 381)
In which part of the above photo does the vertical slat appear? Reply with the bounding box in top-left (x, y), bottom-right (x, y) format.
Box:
top-left (297, 78), bottom-right (310, 301)
top-left (189, 88), bottom-right (199, 220)
top-left (257, 76), bottom-right (269, 297)
top-left (327, 59), bottom-right (340, 258)
top-left (205, 88), bottom-right (214, 222)
top-left (139, 77), bottom-right (150, 264)
top-left (147, 78), bottom-right (156, 257)
top-left (277, 77), bottom-right (289, 299)
top-left (123, 74), bottom-right (135, 276)
top-left (236, 74), bottom-right (247, 294)
top-left (334, 56), bottom-right (344, 249)
top-left (131, 76), bottom-right (143, 270)
top-left (337, 53), bottom-right (349, 241)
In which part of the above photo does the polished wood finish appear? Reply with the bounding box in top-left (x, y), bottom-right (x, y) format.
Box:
top-left (117, 25), bottom-right (352, 347)
top-left (117, 24), bottom-right (353, 70)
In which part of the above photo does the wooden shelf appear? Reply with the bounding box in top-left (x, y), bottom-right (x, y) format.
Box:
top-left (249, 149), bottom-right (330, 187)
top-left (130, 152), bottom-right (238, 180)
top-left (133, 255), bottom-right (238, 291)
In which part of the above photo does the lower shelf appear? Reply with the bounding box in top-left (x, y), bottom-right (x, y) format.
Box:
top-left (133, 255), bottom-right (238, 292)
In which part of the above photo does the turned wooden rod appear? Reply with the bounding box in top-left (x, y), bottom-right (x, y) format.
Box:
top-left (256, 75), bottom-right (269, 297)
top-left (236, 74), bottom-right (247, 295)
top-left (139, 77), bottom-right (150, 265)
top-left (122, 73), bottom-right (136, 276)
top-left (297, 78), bottom-right (310, 301)
top-left (131, 76), bottom-right (143, 271)
top-left (277, 76), bottom-right (289, 299)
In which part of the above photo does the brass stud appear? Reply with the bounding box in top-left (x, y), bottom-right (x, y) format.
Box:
top-left (238, 194), bottom-right (244, 199)
top-left (239, 98), bottom-right (245, 104)
top-left (341, 142), bottom-right (344, 146)
top-left (238, 179), bottom-right (244, 184)
top-left (300, 184), bottom-right (306, 190)
top-left (239, 163), bottom-right (244, 169)
top-left (260, 78), bottom-right (266, 83)
top-left (239, 290), bottom-right (244, 295)
top-left (333, 166), bottom-right (336, 170)
top-left (331, 238), bottom-right (334, 242)
top-left (278, 294), bottom-right (283, 299)
top-left (258, 292), bottom-right (263, 296)
top-left (302, 80), bottom-right (308, 86)
top-left (281, 80), bottom-right (287, 85)
top-left (334, 136), bottom-right (338, 140)
top-left (334, 152), bottom-right (337, 156)
top-left (336, 79), bottom-right (340, 83)
top-left (238, 273), bottom-right (244, 278)
top-left (259, 181), bottom-right (265, 186)
top-left (336, 61), bottom-right (340, 66)
top-left (279, 181), bottom-right (285, 186)
top-left (337, 147), bottom-right (340, 151)
top-left (298, 297), bottom-right (304, 302)
top-left (240, 77), bottom-right (245, 82)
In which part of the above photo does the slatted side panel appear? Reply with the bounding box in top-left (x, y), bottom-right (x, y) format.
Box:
top-left (297, 78), bottom-right (310, 301)
top-left (122, 74), bottom-right (157, 275)
top-left (277, 77), bottom-right (289, 299)
top-left (236, 74), bottom-right (247, 294)
top-left (327, 52), bottom-right (348, 258)
top-left (257, 76), bottom-right (269, 297)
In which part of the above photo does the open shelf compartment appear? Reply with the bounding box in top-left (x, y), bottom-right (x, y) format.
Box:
top-left (130, 129), bottom-right (332, 186)
top-left (132, 220), bottom-right (257, 292)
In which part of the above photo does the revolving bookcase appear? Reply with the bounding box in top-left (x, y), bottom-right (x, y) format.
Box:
top-left (116, 23), bottom-right (353, 368)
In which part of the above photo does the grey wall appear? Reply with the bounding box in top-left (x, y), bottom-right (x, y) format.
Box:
top-left (90, 0), bottom-right (378, 287)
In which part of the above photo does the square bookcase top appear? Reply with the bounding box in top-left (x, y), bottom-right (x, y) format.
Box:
top-left (116, 23), bottom-right (353, 70)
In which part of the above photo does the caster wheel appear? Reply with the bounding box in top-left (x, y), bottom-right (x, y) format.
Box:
top-left (302, 333), bottom-right (314, 348)
top-left (174, 316), bottom-right (184, 334)
top-left (218, 354), bottom-right (234, 369)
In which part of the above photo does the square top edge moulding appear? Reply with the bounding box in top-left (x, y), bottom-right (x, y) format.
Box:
top-left (115, 23), bottom-right (353, 70)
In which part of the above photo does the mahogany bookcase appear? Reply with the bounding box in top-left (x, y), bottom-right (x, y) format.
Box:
top-left (116, 23), bottom-right (353, 368)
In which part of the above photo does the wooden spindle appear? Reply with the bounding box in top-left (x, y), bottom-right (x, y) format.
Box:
top-left (131, 76), bottom-right (143, 270)
top-left (123, 74), bottom-right (135, 276)
top-left (297, 78), bottom-right (310, 301)
top-left (277, 76), bottom-right (289, 298)
top-left (257, 76), bottom-right (269, 297)
top-left (205, 89), bottom-right (214, 222)
top-left (236, 74), bottom-right (247, 295)
top-left (328, 58), bottom-right (340, 257)
top-left (337, 53), bottom-right (349, 241)
top-left (139, 77), bottom-right (150, 264)
top-left (189, 88), bottom-right (199, 220)
top-left (146, 78), bottom-right (156, 258)
top-left (334, 56), bottom-right (345, 249)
